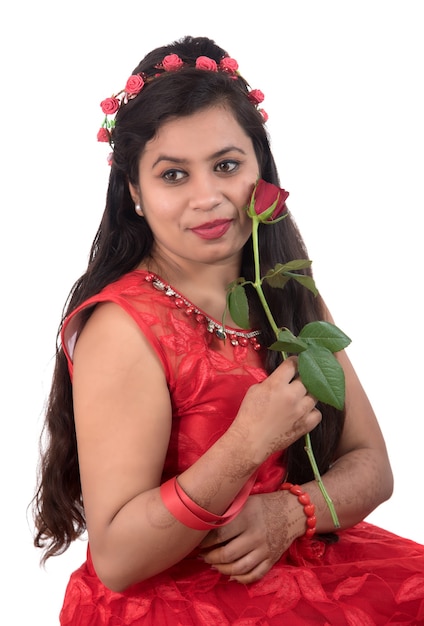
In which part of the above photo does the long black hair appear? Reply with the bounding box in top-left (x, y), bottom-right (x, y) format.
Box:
top-left (33, 36), bottom-right (344, 562)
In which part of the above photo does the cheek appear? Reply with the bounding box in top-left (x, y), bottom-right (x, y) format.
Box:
top-left (239, 211), bottom-right (253, 241)
top-left (238, 176), bottom-right (258, 216)
top-left (139, 192), bottom-right (178, 223)
top-left (242, 170), bottom-right (260, 201)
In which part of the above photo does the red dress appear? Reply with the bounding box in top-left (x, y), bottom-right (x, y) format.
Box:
top-left (60, 270), bottom-right (424, 625)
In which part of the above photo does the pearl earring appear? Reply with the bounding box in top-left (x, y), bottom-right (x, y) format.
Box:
top-left (135, 203), bottom-right (143, 216)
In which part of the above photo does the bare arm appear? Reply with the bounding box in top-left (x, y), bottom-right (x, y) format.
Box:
top-left (72, 302), bottom-right (321, 591)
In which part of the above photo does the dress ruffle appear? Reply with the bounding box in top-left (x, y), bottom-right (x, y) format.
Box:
top-left (60, 524), bottom-right (424, 625)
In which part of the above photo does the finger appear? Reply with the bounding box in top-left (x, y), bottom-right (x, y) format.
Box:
top-left (289, 376), bottom-right (309, 395)
top-left (202, 526), bottom-right (266, 567)
top-left (199, 524), bottom-right (240, 550)
top-left (289, 375), bottom-right (320, 403)
top-left (201, 536), bottom-right (244, 565)
top-left (199, 531), bottom-right (221, 549)
top-left (207, 548), bottom-right (264, 577)
top-left (229, 558), bottom-right (273, 584)
top-left (300, 392), bottom-right (319, 412)
top-left (273, 355), bottom-right (298, 384)
top-left (303, 406), bottom-right (322, 432)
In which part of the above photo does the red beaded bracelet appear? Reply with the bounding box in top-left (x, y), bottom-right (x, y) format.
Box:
top-left (280, 482), bottom-right (317, 539)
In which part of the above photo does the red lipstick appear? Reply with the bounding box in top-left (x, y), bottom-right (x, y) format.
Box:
top-left (191, 219), bottom-right (232, 240)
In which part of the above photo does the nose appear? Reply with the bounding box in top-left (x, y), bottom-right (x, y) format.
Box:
top-left (187, 174), bottom-right (223, 212)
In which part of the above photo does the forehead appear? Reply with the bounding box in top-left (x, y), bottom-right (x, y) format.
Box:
top-left (143, 105), bottom-right (253, 158)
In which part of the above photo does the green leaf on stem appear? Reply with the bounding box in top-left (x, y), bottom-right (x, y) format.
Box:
top-left (286, 273), bottom-right (319, 296)
top-left (263, 260), bottom-right (315, 291)
top-left (265, 273), bottom-right (291, 289)
top-left (298, 344), bottom-right (346, 409)
top-left (299, 321), bottom-right (351, 352)
top-left (227, 284), bottom-right (250, 329)
top-left (273, 259), bottom-right (313, 271)
top-left (269, 328), bottom-right (308, 353)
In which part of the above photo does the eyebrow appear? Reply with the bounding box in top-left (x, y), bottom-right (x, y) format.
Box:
top-left (151, 146), bottom-right (247, 169)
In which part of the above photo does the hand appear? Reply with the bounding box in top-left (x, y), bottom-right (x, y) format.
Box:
top-left (233, 356), bottom-right (322, 460)
top-left (198, 492), bottom-right (299, 584)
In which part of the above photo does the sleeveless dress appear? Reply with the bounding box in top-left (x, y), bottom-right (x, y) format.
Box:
top-left (59, 270), bottom-right (424, 625)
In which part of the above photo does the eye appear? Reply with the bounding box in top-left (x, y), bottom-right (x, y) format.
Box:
top-left (215, 160), bottom-right (239, 173)
top-left (162, 169), bottom-right (187, 182)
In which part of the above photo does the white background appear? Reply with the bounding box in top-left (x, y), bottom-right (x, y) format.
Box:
top-left (1, 1), bottom-right (423, 623)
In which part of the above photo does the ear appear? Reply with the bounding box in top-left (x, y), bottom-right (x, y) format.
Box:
top-left (128, 182), bottom-right (141, 205)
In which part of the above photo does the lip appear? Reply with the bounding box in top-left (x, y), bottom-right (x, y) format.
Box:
top-left (190, 219), bottom-right (233, 240)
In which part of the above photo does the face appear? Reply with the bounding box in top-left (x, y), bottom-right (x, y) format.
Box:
top-left (129, 105), bottom-right (260, 272)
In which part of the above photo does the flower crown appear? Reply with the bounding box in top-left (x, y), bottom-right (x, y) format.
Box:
top-left (97, 53), bottom-right (268, 149)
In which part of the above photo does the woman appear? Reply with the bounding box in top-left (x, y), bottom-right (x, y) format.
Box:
top-left (33, 35), bottom-right (424, 624)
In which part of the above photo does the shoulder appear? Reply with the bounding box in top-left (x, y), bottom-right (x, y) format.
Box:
top-left (61, 270), bottom-right (169, 375)
top-left (74, 300), bottom-right (161, 373)
top-left (71, 299), bottom-right (171, 409)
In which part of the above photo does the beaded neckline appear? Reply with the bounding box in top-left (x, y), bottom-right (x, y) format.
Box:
top-left (144, 272), bottom-right (262, 350)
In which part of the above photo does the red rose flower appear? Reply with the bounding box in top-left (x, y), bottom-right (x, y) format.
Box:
top-left (195, 56), bottom-right (218, 71)
top-left (219, 57), bottom-right (239, 74)
top-left (125, 74), bottom-right (145, 95)
top-left (249, 179), bottom-right (289, 222)
top-left (97, 127), bottom-right (110, 143)
top-left (100, 97), bottom-right (120, 115)
top-left (162, 54), bottom-right (184, 72)
top-left (248, 89), bottom-right (265, 105)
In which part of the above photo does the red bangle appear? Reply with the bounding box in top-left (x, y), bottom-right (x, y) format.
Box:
top-left (280, 482), bottom-right (317, 539)
top-left (160, 473), bottom-right (257, 531)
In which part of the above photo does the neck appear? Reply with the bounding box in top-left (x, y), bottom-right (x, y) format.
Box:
top-left (146, 251), bottom-right (241, 292)
top-left (142, 253), bottom-right (243, 325)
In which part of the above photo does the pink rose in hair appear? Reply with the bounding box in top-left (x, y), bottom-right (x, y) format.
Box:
top-left (100, 97), bottom-right (120, 115)
top-left (248, 89), bottom-right (265, 105)
top-left (219, 57), bottom-right (239, 74)
top-left (259, 109), bottom-right (269, 123)
top-left (97, 128), bottom-right (110, 143)
top-left (195, 56), bottom-right (218, 71)
top-left (125, 74), bottom-right (145, 95)
top-left (249, 179), bottom-right (289, 222)
top-left (162, 54), bottom-right (184, 71)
